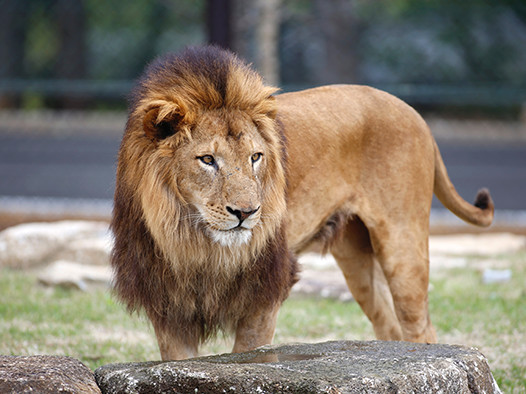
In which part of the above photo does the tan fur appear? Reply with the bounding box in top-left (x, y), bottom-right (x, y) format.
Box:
top-left (112, 47), bottom-right (493, 360)
top-left (279, 84), bottom-right (493, 342)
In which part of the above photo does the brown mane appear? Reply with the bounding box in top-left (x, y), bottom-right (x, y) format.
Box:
top-left (111, 46), bottom-right (298, 346)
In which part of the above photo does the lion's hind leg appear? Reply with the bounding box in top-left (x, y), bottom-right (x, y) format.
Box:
top-left (367, 222), bottom-right (437, 343)
top-left (330, 218), bottom-right (403, 341)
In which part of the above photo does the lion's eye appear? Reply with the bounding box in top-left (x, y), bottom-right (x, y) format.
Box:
top-left (251, 152), bottom-right (263, 163)
top-left (198, 155), bottom-right (216, 166)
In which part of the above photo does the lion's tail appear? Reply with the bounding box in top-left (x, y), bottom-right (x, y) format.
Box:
top-left (433, 140), bottom-right (494, 227)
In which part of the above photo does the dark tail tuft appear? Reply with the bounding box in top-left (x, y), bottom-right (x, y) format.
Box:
top-left (474, 188), bottom-right (492, 210)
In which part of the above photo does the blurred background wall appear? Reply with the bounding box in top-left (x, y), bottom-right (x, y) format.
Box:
top-left (0, 0), bottom-right (525, 114)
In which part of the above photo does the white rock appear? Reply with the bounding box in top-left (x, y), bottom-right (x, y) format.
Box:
top-left (0, 221), bottom-right (110, 269)
top-left (429, 233), bottom-right (526, 256)
top-left (298, 252), bottom-right (337, 269)
top-left (55, 236), bottom-right (112, 266)
top-left (482, 269), bottom-right (512, 284)
top-left (38, 260), bottom-right (112, 291)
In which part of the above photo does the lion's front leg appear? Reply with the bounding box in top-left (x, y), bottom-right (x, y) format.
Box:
top-left (232, 303), bottom-right (281, 353)
top-left (148, 314), bottom-right (199, 361)
top-left (154, 331), bottom-right (198, 361)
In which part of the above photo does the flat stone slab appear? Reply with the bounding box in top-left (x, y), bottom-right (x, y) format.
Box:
top-left (95, 340), bottom-right (501, 393)
top-left (0, 355), bottom-right (101, 393)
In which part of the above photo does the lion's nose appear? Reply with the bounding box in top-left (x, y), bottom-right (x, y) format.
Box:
top-left (226, 206), bottom-right (260, 221)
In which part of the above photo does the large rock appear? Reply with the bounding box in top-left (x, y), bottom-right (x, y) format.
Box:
top-left (0, 355), bottom-right (101, 393)
top-left (0, 220), bottom-right (111, 269)
top-left (95, 340), bottom-right (501, 393)
top-left (0, 221), bottom-right (113, 289)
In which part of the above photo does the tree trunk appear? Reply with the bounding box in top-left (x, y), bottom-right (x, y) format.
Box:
top-left (54, 0), bottom-right (88, 108)
top-left (255, 0), bottom-right (281, 86)
top-left (0, 0), bottom-right (28, 107)
top-left (206, 0), bottom-right (232, 49)
top-left (313, 0), bottom-right (363, 85)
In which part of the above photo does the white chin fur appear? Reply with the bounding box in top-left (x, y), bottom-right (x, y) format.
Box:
top-left (210, 229), bottom-right (252, 247)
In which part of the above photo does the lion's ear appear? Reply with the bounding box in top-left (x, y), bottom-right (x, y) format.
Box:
top-left (143, 104), bottom-right (183, 141)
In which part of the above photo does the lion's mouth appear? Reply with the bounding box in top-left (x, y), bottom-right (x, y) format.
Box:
top-left (221, 227), bottom-right (246, 232)
top-left (208, 226), bottom-right (252, 247)
top-left (211, 221), bottom-right (254, 232)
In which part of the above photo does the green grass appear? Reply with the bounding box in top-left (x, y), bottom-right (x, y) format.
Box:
top-left (0, 271), bottom-right (158, 368)
top-left (428, 251), bottom-right (526, 392)
top-left (1, 250), bottom-right (525, 392)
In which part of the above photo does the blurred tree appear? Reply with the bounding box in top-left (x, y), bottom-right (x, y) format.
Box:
top-left (54, 0), bottom-right (87, 108)
top-left (278, 0), bottom-right (312, 86)
top-left (371, 0), bottom-right (526, 84)
top-left (230, 0), bottom-right (281, 85)
top-left (0, 0), bottom-right (87, 108)
top-left (207, 0), bottom-right (232, 48)
top-left (0, 0), bottom-right (26, 107)
top-left (1, 0), bottom-right (524, 109)
top-left (85, 0), bottom-right (204, 80)
top-left (255, 0), bottom-right (281, 85)
top-left (312, 0), bottom-right (364, 85)
top-left (55, 0), bottom-right (86, 81)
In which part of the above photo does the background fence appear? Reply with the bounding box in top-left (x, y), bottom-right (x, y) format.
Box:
top-left (0, 0), bottom-right (525, 114)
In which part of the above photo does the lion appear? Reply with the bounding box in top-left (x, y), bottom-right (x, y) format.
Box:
top-left (111, 46), bottom-right (494, 361)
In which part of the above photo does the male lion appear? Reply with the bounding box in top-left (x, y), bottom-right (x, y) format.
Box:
top-left (111, 46), bottom-right (493, 360)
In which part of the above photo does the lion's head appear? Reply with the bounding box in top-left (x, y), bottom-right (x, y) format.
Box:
top-left (168, 111), bottom-right (266, 247)
top-left (111, 47), bottom-right (298, 346)
top-left (114, 46), bottom-right (287, 274)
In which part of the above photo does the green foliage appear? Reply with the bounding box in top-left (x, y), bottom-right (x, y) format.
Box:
top-left (355, 0), bottom-right (526, 85)
top-left (15, 0), bottom-right (205, 81)
top-left (4, 0), bottom-right (526, 111)
top-left (24, 4), bottom-right (60, 78)
top-left (84, 0), bottom-right (205, 80)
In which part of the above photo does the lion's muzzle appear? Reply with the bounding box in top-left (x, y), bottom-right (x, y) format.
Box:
top-left (226, 205), bottom-right (260, 224)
